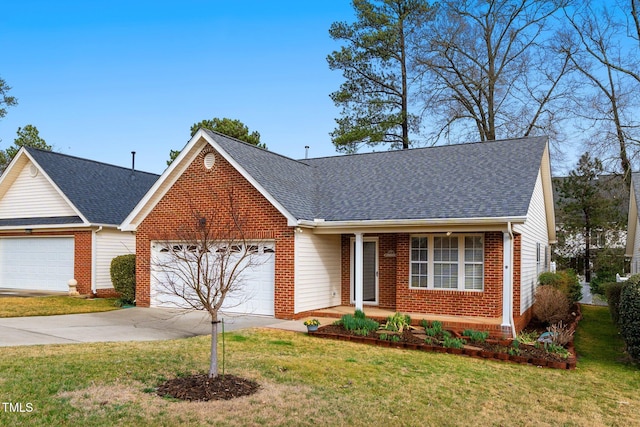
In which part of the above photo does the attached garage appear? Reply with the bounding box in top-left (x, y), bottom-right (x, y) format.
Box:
top-left (0, 237), bottom-right (74, 291)
top-left (0, 147), bottom-right (159, 295)
top-left (150, 242), bottom-right (275, 315)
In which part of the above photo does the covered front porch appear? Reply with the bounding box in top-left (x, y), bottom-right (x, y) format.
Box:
top-left (294, 225), bottom-right (521, 337)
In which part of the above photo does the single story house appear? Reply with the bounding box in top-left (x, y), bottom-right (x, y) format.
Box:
top-left (0, 147), bottom-right (158, 295)
top-left (625, 173), bottom-right (640, 273)
top-left (122, 130), bottom-right (555, 337)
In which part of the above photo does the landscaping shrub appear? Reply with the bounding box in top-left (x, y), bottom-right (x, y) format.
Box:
top-left (110, 254), bottom-right (136, 305)
top-left (590, 271), bottom-right (617, 296)
top-left (462, 329), bottom-right (489, 343)
top-left (545, 321), bottom-right (574, 346)
top-left (537, 270), bottom-right (582, 303)
top-left (533, 285), bottom-right (570, 325)
top-left (335, 311), bottom-right (379, 336)
top-left (384, 312), bottom-right (411, 333)
top-left (618, 274), bottom-right (640, 361)
top-left (443, 336), bottom-right (465, 349)
top-left (603, 281), bottom-right (625, 325)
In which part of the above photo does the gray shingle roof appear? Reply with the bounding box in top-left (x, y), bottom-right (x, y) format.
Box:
top-left (26, 148), bottom-right (160, 225)
top-left (205, 131), bottom-right (548, 222)
top-left (205, 130), bottom-right (317, 220)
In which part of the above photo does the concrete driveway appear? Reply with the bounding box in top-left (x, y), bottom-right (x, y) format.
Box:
top-left (0, 307), bottom-right (306, 347)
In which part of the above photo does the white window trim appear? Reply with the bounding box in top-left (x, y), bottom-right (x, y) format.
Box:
top-left (408, 234), bottom-right (484, 292)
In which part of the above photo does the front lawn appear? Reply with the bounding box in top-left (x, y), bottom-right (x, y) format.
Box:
top-left (0, 305), bottom-right (638, 426)
top-left (0, 296), bottom-right (119, 318)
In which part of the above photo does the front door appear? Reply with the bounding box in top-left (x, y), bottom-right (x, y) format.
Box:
top-left (351, 239), bottom-right (378, 304)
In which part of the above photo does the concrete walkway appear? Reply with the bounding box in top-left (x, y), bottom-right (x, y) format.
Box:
top-left (0, 307), bottom-right (310, 347)
top-left (579, 282), bottom-right (608, 306)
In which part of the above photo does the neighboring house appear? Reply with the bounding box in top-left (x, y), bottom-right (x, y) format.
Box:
top-left (553, 175), bottom-right (628, 278)
top-left (0, 147), bottom-right (159, 295)
top-left (122, 130), bottom-right (555, 337)
top-left (625, 173), bottom-right (640, 273)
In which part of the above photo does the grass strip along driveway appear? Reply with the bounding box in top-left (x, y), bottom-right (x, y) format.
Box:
top-left (0, 305), bottom-right (638, 426)
top-left (0, 296), bottom-right (119, 318)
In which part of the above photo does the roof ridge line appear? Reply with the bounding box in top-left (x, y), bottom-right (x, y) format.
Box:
top-left (25, 146), bottom-right (160, 177)
top-left (301, 136), bottom-right (547, 161)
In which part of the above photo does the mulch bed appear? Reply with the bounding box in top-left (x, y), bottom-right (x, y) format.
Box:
top-left (309, 304), bottom-right (582, 369)
top-left (157, 374), bottom-right (259, 401)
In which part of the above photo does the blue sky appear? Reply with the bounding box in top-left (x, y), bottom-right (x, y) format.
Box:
top-left (0, 1), bottom-right (355, 174)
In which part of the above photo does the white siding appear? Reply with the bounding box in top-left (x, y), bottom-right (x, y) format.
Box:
top-left (95, 229), bottom-right (135, 290)
top-left (294, 230), bottom-right (341, 313)
top-left (0, 161), bottom-right (76, 218)
top-left (513, 170), bottom-right (550, 314)
top-left (633, 218), bottom-right (640, 274)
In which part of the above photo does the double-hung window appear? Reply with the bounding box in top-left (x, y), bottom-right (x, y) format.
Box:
top-left (410, 237), bottom-right (428, 288)
top-left (410, 234), bottom-right (484, 291)
top-left (433, 236), bottom-right (458, 289)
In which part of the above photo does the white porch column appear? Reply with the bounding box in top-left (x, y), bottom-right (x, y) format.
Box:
top-left (501, 228), bottom-right (515, 337)
top-left (354, 232), bottom-right (364, 311)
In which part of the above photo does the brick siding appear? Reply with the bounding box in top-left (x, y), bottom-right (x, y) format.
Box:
top-left (134, 145), bottom-right (296, 318)
top-left (339, 231), bottom-right (527, 336)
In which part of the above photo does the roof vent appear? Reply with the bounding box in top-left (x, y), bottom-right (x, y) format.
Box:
top-left (29, 164), bottom-right (38, 177)
top-left (204, 152), bottom-right (216, 170)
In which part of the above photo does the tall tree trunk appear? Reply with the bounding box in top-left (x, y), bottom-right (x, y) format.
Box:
top-left (400, 16), bottom-right (409, 149)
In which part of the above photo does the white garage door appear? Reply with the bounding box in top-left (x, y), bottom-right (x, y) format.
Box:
top-left (0, 237), bottom-right (75, 291)
top-left (150, 241), bottom-right (275, 316)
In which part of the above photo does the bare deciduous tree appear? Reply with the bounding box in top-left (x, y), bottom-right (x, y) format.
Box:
top-left (415, 0), bottom-right (572, 146)
top-left (562, 0), bottom-right (640, 189)
top-left (152, 190), bottom-right (268, 378)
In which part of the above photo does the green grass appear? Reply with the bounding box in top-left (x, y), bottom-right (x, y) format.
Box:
top-left (0, 305), bottom-right (638, 426)
top-left (0, 296), bottom-right (119, 317)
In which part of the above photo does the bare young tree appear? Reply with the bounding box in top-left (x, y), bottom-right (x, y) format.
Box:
top-left (152, 190), bottom-right (268, 379)
top-left (415, 0), bottom-right (572, 145)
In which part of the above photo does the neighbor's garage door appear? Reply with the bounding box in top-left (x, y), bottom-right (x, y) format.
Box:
top-left (150, 242), bottom-right (275, 316)
top-left (0, 237), bottom-right (74, 291)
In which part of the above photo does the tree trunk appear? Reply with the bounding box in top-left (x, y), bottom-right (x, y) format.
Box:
top-left (209, 313), bottom-right (219, 378)
top-left (585, 228), bottom-right (591, 283)
top-left (400, 16), bottom-right (409, 149)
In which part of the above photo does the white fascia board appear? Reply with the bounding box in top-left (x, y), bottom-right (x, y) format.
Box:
top-left (0, 223), bottom-right (90, 231)
top-left (539, 142), bottom-right (557, 243)
top-left (201, 131), bottom-right (299, 227)
top-left (298, 216), bottom-right (527, 234)
top-left (17, 149), bottom-right (90, 225)
top-left (121, 129), bottom-right (300, 230)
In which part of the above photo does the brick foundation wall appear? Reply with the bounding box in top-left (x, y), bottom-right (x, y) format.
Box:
top-left (95, 288), bottom-right (120, 298)
top-left (135, 145), bottom-right (296, 318)
top-left (0, 230), bottom-right (93, 295)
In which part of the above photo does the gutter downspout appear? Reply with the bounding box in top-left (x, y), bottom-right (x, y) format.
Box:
top-left (91, 226), bottom-right (102, 294)
top-left (507, 222), bottom-right (516, 339)
top-left (502, 222), bottom-right (517, 338)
